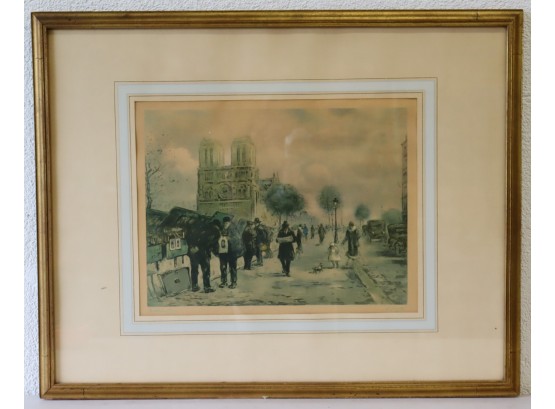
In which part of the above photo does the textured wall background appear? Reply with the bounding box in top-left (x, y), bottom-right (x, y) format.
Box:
top-left (23, 0), bottom-right (531, 396)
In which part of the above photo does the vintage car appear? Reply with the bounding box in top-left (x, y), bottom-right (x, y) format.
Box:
top-left (386, 223), bottom-right (407, 256)
top-left (366, 219), bottom-right (386, 242)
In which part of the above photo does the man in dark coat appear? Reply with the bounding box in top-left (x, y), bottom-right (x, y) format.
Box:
top-left (185, 219), bottom-right (219, 293)
top-left (276, 221), bottom-right (296, 276)
top-left (295, 225), bottom-right (303, 255)
top-left (342, 221), bottom-right (361, 261)
top-left (242, 221), bottom-right (256, 270)
top-left (217, 216), bottom-right (241, 289)
top-left (318, 223), bottom-right (326, 245)
top-left (254, 217), bottom-right (267, 266)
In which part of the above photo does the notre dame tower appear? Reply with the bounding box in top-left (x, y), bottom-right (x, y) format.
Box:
top-left (196, 136), bottom-right (261, 219)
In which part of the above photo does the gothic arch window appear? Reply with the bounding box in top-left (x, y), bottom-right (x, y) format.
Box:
top-left (205, 187), bottom-right (214, 199)
top-left (210, 148), bottom-right (213, 165)
top-left (242, 146), bottom-right (247, 164)
top-left (238, 184), bottom-right (246, 198)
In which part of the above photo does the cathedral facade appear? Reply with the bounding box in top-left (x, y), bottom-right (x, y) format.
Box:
top-left (196, 136), bottom-right (278, 221)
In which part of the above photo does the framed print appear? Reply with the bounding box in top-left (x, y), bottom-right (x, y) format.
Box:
top-left (32, 10), bottom-right (522, 399)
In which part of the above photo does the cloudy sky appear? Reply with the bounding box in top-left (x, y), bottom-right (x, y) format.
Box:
top-left (137, 98), bottom-right (416, 222)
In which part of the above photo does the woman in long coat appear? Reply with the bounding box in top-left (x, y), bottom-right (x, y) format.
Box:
top-left (276, 221), bottom-right (296, 276)
top-left (241, 221), bottom-right (256, 270)
top-left (342, 221), bottom-right (361, 260)
top-left (317, 224), bottom-right (326, 245)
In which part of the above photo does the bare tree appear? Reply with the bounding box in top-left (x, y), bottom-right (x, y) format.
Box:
top-left (145, 146), bottom-right (163, 210)
top-left (145, 162), bottom-right (160, 210)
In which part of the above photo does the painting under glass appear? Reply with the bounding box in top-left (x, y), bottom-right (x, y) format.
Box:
top-left (136, 98), bottom-right (416, 310)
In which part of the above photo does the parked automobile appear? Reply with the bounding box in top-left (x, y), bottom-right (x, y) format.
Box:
top-left (366, 220), bottom-right (386, 242)
top-left (386, 223), bottom-right (407, 256)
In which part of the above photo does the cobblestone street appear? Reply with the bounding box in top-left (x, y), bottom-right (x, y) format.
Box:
top-left (149, 234), bottom-right (407, 307)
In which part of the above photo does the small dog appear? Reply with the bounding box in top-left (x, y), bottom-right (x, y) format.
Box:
top-left (311, 263), bottom-right (324, 274)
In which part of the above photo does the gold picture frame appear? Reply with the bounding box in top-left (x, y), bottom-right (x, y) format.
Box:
top-left (32, 10), bottom-right (522, 399)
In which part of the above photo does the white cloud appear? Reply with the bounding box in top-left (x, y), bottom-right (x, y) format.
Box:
top-left (163, 147), bottom-right (198, 175)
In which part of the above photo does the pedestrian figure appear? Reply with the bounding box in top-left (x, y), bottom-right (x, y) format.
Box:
top-left (242, 221), bottom-right (256, 270)
top-left (342, 221), bottom-right (361, 267)
top-left (217, 216), bottom-right (239, 289)
top-left (328, 242), bottom-right (341, 268)
top-left (295, 225), bottom-right (304, 255)
top-left (310, 225), bottom-right (315, 239)
top-left (318, 223), bottom-right (326, 245)
top-left (302, 224), bottom-right (309, 240)
top-left (185, 219), bottom-right (218, 293)
top-left (276, 221), bottom-right (296, 276)
top-left (254, 217), bottom-right (267, 266)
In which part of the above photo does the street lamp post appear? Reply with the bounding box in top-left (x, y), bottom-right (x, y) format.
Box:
top-left (333, 197), bottom-right (339, 243)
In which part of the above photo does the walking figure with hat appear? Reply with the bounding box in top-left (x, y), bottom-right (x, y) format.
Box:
top-left (276, 221), bottom-right (296, 277)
